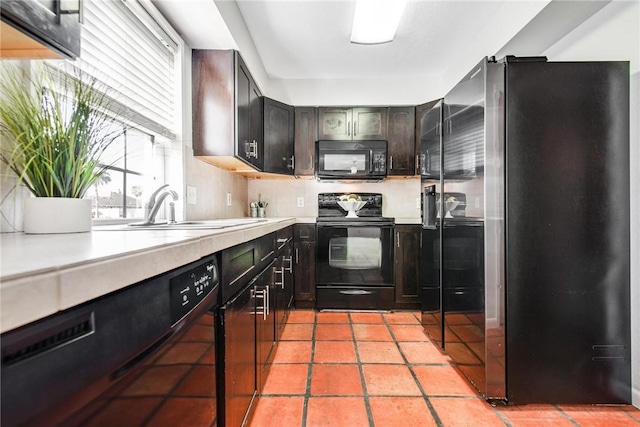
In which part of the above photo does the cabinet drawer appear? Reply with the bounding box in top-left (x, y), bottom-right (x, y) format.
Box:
top-left (221, 233), bottom-right (275, 304)
top-left (255, 232), bottom-right (276, 270)
top-left (276, 226), bottom-right (293, 254)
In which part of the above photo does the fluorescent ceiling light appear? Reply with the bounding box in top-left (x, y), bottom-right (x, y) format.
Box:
top-left (351, 0), bottom-right (407, 45)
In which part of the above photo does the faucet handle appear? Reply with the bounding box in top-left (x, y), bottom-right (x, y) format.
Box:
top-left (146, 184), bottom-right (169, 208)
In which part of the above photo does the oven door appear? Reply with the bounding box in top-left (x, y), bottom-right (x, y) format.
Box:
top-left (316, 223), bottom-right (394, 309)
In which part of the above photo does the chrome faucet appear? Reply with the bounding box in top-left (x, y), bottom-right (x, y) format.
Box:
top-left (144, 184), bottom-right (178, 225)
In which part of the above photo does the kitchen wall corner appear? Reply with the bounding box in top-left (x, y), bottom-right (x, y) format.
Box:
top-left (183, 150), bottom-right (248, 220)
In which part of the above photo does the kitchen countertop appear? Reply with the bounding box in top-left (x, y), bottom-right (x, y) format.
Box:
top-left (0, 217), bottom-right (304, 334)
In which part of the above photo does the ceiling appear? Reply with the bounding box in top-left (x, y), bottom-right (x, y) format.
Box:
top-left (152, 0), bottom-right (610, 100)
top-left (231, 0), bottom-right (549, 81)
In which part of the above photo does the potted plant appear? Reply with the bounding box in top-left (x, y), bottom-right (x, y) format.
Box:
top-left (0, 64), bottom-right (124, 233)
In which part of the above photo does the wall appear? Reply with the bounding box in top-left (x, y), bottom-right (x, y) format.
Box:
top-left (540, 0), bottom-right (639, 406)
top-left (269, 75), bottom-right (445, 107)
top-left (247, 177), bottom-right (421, 222)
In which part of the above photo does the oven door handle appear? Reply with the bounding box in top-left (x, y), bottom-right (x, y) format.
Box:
top-left (339, 289), bottom-right (372, 296)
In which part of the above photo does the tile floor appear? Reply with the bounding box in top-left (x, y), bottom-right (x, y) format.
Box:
top-left (249, 310), bottom-right (640, 427)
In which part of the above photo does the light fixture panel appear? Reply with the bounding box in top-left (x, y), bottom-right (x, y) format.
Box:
top-left (351, 0), bottom-right (407, 45)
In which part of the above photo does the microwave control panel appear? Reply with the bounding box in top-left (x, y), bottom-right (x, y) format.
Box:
top-left (372, 150), bottom-right (386, 173)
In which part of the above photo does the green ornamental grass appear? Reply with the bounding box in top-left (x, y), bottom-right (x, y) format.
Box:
top-left (0, 64), bottom-right (123, 198)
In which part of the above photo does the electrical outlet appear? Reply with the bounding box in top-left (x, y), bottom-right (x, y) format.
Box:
top-left (186, 186), bottom-right (197, 205)
top-left (416, 197), bottom-right (421, 209)
top-left (297, 197), bottom-right (305, 208)
top-left (226, 193), bottom-right (232, 207)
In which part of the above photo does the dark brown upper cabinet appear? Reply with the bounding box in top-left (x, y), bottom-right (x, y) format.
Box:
top-left (318, 107), bottom-right (387, 140)
top-left (263, 97), bottom-right (294, 175)
top-left (387, 106), bottom-right (416, 176)
top-left (0, 0), bottom-right (82, 59)
top-left (192, 50), bottom-right (264, 170)
top-left (415, 99), bottom-right (442, 177)
top-left (294, 107), bottom-right (317, 176)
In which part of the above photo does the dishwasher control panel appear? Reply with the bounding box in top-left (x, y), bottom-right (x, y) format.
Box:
top-left (169, 255), bottom-right (219, 324)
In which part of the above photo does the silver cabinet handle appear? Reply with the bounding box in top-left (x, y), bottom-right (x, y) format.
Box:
top-left (260, 250), bottom-right (274, 263)
top-left (389, 156), bottom-right (393, 170)
top-left (295, 248), bottom-right (299, 263)
top-left (354, 121), bottom-right (357, 136)
top-left (284, 256), bottom-right (293, 273)
top-left (265, 286), bottom-right (269, 318)
top-left (252, 287), bottom-right (266, 319)
top-left (415, 154), bottom-right (420, 175)
top-left (288, 155), bottom-right (295, 170)
top-left (309, 155), bottom-right (313, 170)
top-left (396, 232), bottom-right (400, 248)
top-left (246, 140), bottom-right (259, 159)
top-left (274, 267), bottom-right (284, 290)
top-left (347, 121), bottom-right (351, 136)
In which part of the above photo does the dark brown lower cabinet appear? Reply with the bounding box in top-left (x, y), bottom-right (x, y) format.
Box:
top-left (394, 224), bottom-right (421, 309)
top-left (294, 224), bottom-right (316, 308)
top-left (220, 279), bottom-right (257, 427)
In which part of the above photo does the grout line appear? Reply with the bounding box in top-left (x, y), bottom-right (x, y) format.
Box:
top-left (299, 312), bottom-right (317, 427)
top-left (554, 404), bottom-right (582, 427)
top-left (489, 402), bottom-right (513, 427)
top-left (349, 313), bottom-right (375, 427)
top-left (623, 408), bottom-right (640, 423)
top-left (384, 311), bottom-right (445, 427)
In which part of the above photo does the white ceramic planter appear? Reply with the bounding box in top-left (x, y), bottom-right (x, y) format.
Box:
top-left (23, 197), bottom-right (92, 234)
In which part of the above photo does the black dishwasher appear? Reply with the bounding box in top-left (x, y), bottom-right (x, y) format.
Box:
top-left (1, 254), bottom-right (220, 427)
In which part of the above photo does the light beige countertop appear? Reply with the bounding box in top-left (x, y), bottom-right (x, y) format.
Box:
top-left (1, 217), bottom-right (303, 334)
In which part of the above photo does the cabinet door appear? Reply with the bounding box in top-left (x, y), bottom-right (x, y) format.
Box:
top-left (236, 56), bottom-right (252, 163)
top-left (223, 282), bottom-right (257, 427)
top-left (294, 224), bottom-right (316, 308)
top-left (263, 97), bottom-right (294, 175)
top-left (415, 99), bottom-right (442, 177)
top-left (352, 107), bottom-right (387, 140)
top-left (294, 107), bottom-right (317, 175)
top-left (395, 225), bottom-right (421, 308)
top-left (249, 82), bottom-right (264, 170)
top-left (236, 54), bottom-right (263, 170)
top-left (318, 107), bottom-right (351, 140)
top-left (255, 263), bottom-right (276, 393)
top-left (387, 107), bottom-right (416, 175)
top-left (274, 245), bottom-right (293, 340)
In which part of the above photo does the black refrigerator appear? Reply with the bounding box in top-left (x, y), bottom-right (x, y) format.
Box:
top-left (419, 56), bottom-right (631, 404)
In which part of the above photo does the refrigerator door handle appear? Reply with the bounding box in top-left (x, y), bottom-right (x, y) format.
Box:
top-left (423, 185), bottom-right (437, 229)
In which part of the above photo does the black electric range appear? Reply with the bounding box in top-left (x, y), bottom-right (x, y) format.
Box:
top-left (315, 193), bottom-right (395, 310)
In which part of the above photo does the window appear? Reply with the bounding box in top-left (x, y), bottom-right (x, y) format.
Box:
top-left (55, 0), bottom-right (180, 221)
top-left (91, 127), bottom-right (162, 219)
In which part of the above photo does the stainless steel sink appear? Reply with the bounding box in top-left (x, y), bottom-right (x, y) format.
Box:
top-left (95, 218), bottom-right (268, 231)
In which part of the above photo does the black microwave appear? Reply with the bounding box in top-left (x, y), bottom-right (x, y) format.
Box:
top-left (317, 140), bottom-right (387, 180)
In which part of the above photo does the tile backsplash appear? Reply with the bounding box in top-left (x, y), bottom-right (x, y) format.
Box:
top-left (247, 177), bottom-right (421, 220)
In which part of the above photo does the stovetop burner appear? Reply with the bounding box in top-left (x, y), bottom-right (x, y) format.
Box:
top-left (316, 193), bottom-right (394, 224)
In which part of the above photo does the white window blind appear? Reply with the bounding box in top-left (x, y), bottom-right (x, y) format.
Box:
top-left (77, 0), bottom-right (177, 139)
